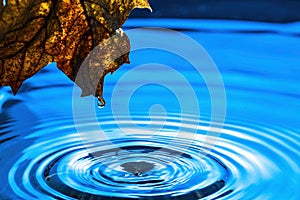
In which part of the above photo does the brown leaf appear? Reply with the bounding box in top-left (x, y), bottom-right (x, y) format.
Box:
top-left (0, 0), bottom-right (151, 105)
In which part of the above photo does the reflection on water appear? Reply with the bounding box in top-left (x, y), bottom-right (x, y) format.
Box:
top-left (1, 19), bottom-right (300, 199)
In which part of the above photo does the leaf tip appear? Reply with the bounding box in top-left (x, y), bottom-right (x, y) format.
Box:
top-left (80, 90), bottom-right (90, 97)
top-left (133, 0), bottom-right (152, 12)
top-left (9, 82), bottom-right (22, 95)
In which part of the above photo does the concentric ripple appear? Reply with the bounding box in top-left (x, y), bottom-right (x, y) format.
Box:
top-left (6, 114), bottom-right (300, 200)
top-left (1, 19), bottom-right (300, 199)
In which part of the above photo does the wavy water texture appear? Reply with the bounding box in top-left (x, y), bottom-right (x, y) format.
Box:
top-left (1, 20), bottom-right (300, 199)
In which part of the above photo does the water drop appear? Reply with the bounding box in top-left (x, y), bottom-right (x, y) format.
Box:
top-left (97, 96), bottom-right (105, 108)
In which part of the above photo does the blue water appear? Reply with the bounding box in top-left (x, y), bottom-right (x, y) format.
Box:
top-left (1, 19), bottom-right (300, 199)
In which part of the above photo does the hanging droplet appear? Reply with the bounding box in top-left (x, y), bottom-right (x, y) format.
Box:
top-left (97, 96), bottom-right (106, 108)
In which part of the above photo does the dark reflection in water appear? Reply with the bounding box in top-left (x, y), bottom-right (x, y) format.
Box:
top-left (121, 161), bottom-right (155, 177)
top-left (0, 98), bottom-right (39, 198)
top-left (130, 0), bottom-right (300, 23)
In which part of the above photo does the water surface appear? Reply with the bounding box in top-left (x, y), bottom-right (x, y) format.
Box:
top-left (0, 19), bottom-right (300, 199)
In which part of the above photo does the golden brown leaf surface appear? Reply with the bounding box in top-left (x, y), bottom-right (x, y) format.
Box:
top-left (0, 0), bottom-right (151, 103)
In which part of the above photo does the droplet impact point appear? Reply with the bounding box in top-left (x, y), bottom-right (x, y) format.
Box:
top-left (97, 96), bottom-right (106, 108)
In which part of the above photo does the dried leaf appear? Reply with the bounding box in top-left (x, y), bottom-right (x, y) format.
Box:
top-left (0, 0), bottom-right (151, 104)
